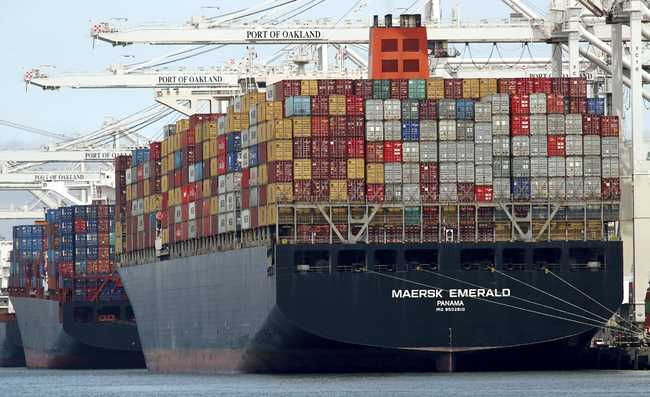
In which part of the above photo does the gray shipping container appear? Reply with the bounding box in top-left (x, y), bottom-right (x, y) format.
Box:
top-left (492, 114), bottom-right (510, 135)
top-left (566, 177), bottom-right (584, 199)
top-left (218, 194), bottom-right (227, 213)
top-left (439, 141), bottom-right (457, 162)
top-left (402, 142), bottom-right (420, 163)
top-left (188, 219), bottom-right (197, 239)
top-left (241, 149), bottom-right (250, 169)
top-left (249, 105), bottom-right (258, 127)
top-left (457, 120), bottom-right (474, 141)
top-left (529, 136), bottom-right (548, 157)
top-left (250, 186), bottom-right (259, 208)
top-left (474, 144), bottom-right (493, 165)
top-left (439, 183), bottom-right (459, 202)
top-left (188, 202), bottom-right (196, 220)
top-left (531, 177), bottom-right (549, 200)
top-left (583, 135), bottom-right (601, 156)
top-left (492, 136), bottom-right (510, 157)
top-left (438, 120), bottom-right (457, 140)
top-left (385, 183), bottom-right (403, 203)
top-left (475, 102), bottom-right (492, 122)
top-left (439, 162), bottom-right (458, 183)
top-left (475, 165), bottom-right (493, 186)
top-left (226, 192), bottom-right (235, 212)
top-left (438, 99), bottom-right (457, 119)
top-left (548, 177), bottom-right (566, 199)
top-left (511, 157), bottom-right (531, 178)
top-left (548, 156), bottom-right (566, 177)
top-left (384, 163), bottom-right (403, 183)
top-left (250, 125), bottom-right (258, 146)
top-left (493, 157), bottom-right (511, 178)
top-left (566, 156), bottom-right (583, 177)
top-left (218, 213), bottom-right (227, 234)
top-left (226, 212), bottom-right (236, 232)
top-left (218, 175), bottom-right (227, 195)
top-left (143, 163), bottom-right (151, 180)
top-left (583, 156), bottom-right (601, 177)
top-left (419, 141), bottom-right (438, 162)
top-left (384, 99), bottom-right (401, 120)
top-left (584, 177), bottom-right (602, 199)
top-left (457, 162), bottom-right (475, 183)
top-left (530, 156), bottom-right (548, 177)
top-left (529, 93), bottom-right (547, 114)
top-left (241, 128), bottom-right (250, 149)
top-left (493, 178), bottom-right (510, 200)
top-left (483, 93), bottom-right (509, 114)
top-left (174, 205), bottom-right (183, 223)
top-left (401, 99), bottom-right (420, 120)
top-left (602, 157), bottom-right (619, 178)
top-left (384, 120), bottom-right (402, 140)
top-left (511, 136), bottom-right (530, 157)
top-left (250, 167), bottom-right (259, 187)
top-left (529, 114), bottom-right (548, 135)
top-left (420, 120), bottom-right (437, 140)
top-left (402, 163), bottom-right (420, 184)
top-left (475, 123), bottom-right (493, 144)
top-left (365, 99), bottom-right (384, 120)
top-left (565, 135), bottom-right (583, 156)
top-left (565, 114), bottom-right (583, 135)
top-left (601, 137), bottom-right (619, 158)
top-left (266, 85), bottom-right (275, 102)
top-left (547, 114), bottom-right (565, 135)
top-left (456, 141), bottom-right (475, 162)
top-left (403, 184), bottom-right (421, 203)
top-left (366, 121), bottom-right (384, 141)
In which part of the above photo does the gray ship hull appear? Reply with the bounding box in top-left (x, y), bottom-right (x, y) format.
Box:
top-left (0, 320), bottom-right (25, 367)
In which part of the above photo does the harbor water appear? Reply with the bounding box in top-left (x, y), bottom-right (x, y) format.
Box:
top-left (1, 368), bottom-right (649, 396)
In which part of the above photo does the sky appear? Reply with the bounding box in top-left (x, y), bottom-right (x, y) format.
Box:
top-left (0, 0), bottom-right (645, 239)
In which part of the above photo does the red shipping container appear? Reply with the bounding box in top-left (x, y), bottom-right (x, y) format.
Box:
top-left (347, 179), bottom-right (365, 201)
top-left (167, 170), bottom-right (175, 190)
top-left (269, 161), bottom-right (293, 183)
top-left (421, 183), bottom-right (439, 203)
top-left (547, 135), bottom-right (566, 156)
top-left (202, 159), bottom-right (210, 180)
top-left (335, 79), bottom-right (354, 95)
top-left (311, 116), bottom-right (330, 137)
top-left (241, 169), bottom-right (250, 189)
top-left (346, 116), bottom-right (365, 137)
top-left (347, 137), bottom-right (364, 158)
top-left (210, 176), bottom-right (219, 196)
top-left (569, 97), bottom-right (588, 114)
top-left (162, 192), bottom-right (168, 210)
top-left (195, 197), bottom-right (203, 218)
top-left (258, 142), bottom-right (268, 164)
top-left (312, 137), bottom-right (330, 159)
top-left (311, 180), bottom-right (330, 202)
top-left (345, 95), bottom-right (364, 116)
top-left (149, 142), bottom-right (162, 159)
top-left (602, 178), bottom-right (621, 200)
top-left (534, 77), bottom-right (552, 94)
top-left (384, 141), bottom-right (403, 162)
top-left (366, 142), bottom-right (384, 163)
top-left (97, 218), bottom-right (110, 232)
top-left (419, 99), bottom-right (437, 120)
top-left (211, 215), bottom-right (219, 235)
top-left (294, 180), bottom-right (312, 202)
top-left (329, 116), bottom-right (347, 137)
top-left (137, 164), bottom-right (144, 181)
top-left (510, 95), bottom-right (529, 114)
top-left (420, 163), bottom-right (438, 184)
top-left (516, 78), bottom-right (534, 95)
top-left (444, 79), bottom-right (462, 99)
top-left (458, 183), bottom-right (476, 202)
top-left (74, 219), bottom-right (86, 233)
top-left (182, 203), bottom-right (189, 222)
top-left (498, 78), bottom-right (517, 95)
top-left (311, 95), bottom-right (329, 116)
top-left (510, 115), bottom-right (530, 135)
top-left (293, 138), bottom-right (312, 158)
top-left (182, 222), bottom-right (189, 241)
top-left (569, 77), bottom-right (587, 97)
top-left (354, 79), bottom-right (373, 99)
top-left (318, 79), bottom-right (336, 95)
top-left (583, 115), bottom-right (601, 135)
top-left (551, 77), bottom-right (570, 96)
top-left (217, 155), bottom-right (226, 175)
top-left (174, 169), bottom-right (182, 187)
top-left (181, 186), bottom-right (189, 204)
top-left (476, 186), bottom-right (494, 202)
top-left (276, 80), bottom-right (301, 101)
top-left (366, 183), bottom-right (385, 203)
top-left (330, 159), bottom-right (347, 180)
top-left (202, 198), bottom-right (211, 218)
top-left (203, 217), bottom-right (211, 236)
top-left (297, 224), bottom-right (312, 243)
top-left (250, 208), bottom-right (259, 229)
top-left (181, 147), bottom-right (196, 167)
top-left (242, 189), bottom-right (250, 209)
top-left (311, 159), bottom-right (330, 180)
top-left (175, 224), bottom-right (183, 242)
top-left (547, 93), bottom-right (565, 114)
top-left (189, 113), bottom-right (210, 130)
top-left (218, 136), bottom-right (227, 156)
top-left (259, 185), bottom-right (267, 205)
top-left (161, 210), bottom-right (168, 228)
top-left (330, 138), bottom-right (347, 158)
top-left (115, 155), bottom-right (131, 172)
top-left (313, 224), bottom-right (330, 243)
top-left (601, 116), bottom-right (619, 137)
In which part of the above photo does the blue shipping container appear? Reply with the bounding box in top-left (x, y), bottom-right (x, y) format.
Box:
top-left (174, 150), bottom-right (182, 169)
top-left (46, 209), bottom-right (59, 223)
top-left (19, 225), bottom-right (32, 238)
top-left (59, 220), bottom-right (74, 233)
top-left (87, 205), bottom-right (98, 219)
top-left (285, 96), bottom-right (311, 117)
top-left (73, 205), bottom-right (87, 219)
top-left (226, 152), bottom-right (242, 172)
top-left (108, 205), bottom-right (115, 219)
top-left (226, 133), bottom-right (242, 153)
top-left (401, 121), bottom-right (420, 141)
top-left (75, 260), bottom-right (87, 275)
top-left (86, 247), bottom-right (98, 260)
top-left (74, 247), bottom-right (87, 260)
top-left (74, 233), bottom-right (87, 245)
top-left (249, 146), bottom-right (259, 167)
top-left (86, 219), bottom-right (98, 233)
top-left (86, 233), bottom-right (98, 246)
top-left (456, 99), bottom-right (475, 120)
top-left (587, 98), bottom-right (605, 115)
top-left (31, 225), bottom-right (43, 237)
top-left (196, 164), bottom-right (203, 181)
top-left (511, 178), bottom-right (531, 199)
top-left (60, 207), bottom-right (74, 220)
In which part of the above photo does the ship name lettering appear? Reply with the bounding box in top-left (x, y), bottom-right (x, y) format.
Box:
top-left (437, 300), bottom-right (465, 306)
top-left (449, 288), bottom-right (511, 298)
top-left (391, 289), bottom-right (442, 298)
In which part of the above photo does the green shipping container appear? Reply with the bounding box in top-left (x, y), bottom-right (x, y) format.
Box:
top-left (109, 232), bottom-right (116, 246)
top-left (405, 206), bottom-right (421, 226)
top-left (372, 79), bottom-right (391, 99)
top-left (408, 79), bottom-right (426, 99)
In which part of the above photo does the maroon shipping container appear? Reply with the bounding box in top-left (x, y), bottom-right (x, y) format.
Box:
top-left (602, 178), bottom-right (621, 200)
top-left (115, 155), bottom-right (132, 172)
top-left (195, 144), bottom-right (203, 163)
top-left (258, 185), bottom-right (267, 206)
top-left (569, 97), bottom-right (588, 114)
top-left (552, 77), bottom-right (570, 97)
top-left (293, 138), bottom-right (312, 159)
top-left (181, 130), bottom-right (196, 148)
top-left (601, 116), bottom-right (620, 137)
top-left (269, 161), bottom-right (293, 183)
top-left (569, 77), bottom-right (587, 97)
top-left (149, 142), bottom-right (162, 159)
top-left (547, 93), bottom-right (565, 114)
top-left (366, 142), bottom-right (384, 163)
top-left (421, 183), bottom-right (439, 203)
top-left (242, 189), bottom-right (250, 209)
top-left (74, 219), bottom-right (86, 233)
top-left (330, 158), bottom-right (347, 180)
top-left (258, 142), bottom-right (268, 164)
top-left (203, 159), bottom-right (211, 180)
top-left (311, 159), bottom-right (330, 180)
top-left (420, 163), bottom-right (438, 184)
top-left (583, 115), bottom-right (601, 135)
top-left (181, 147), bottom-right (196, 167)
top-left (547, 135), bottom-right (566, 156)
top-left (202, 199), bottom-right (210, 220)
top-left (311, 95), bottom-right (329, 116)
top-left (391, 79), bottom-right (409, 99)
top-left (330, 138), bottom-right (347, 158)
top-left (419, 99), bottom-right (437, 120)
top-left (150, 158), bottom-right (162, 177)
top-left (329, 116), bottom-right (347, 137)
top-left (335, 79), bottom-right (354, 95)
top-left (384, 141), bottom-right (403, 163)
top-left (498, 78), bottom-right (517, 95)
top-left (345, 95), bottom-right (364, 116)
top-left (242, 169), bottom-right (250, 190)
top-left (311, 180), bottom-right (330, 201)
top-left (137, 165), bottom-right (144, 181)
top-left (311, 116), bottom-right (330, 137)
top-left (318, 79), bottom-right (336, 95)
top-left (189, 113), bottom-right (210, 130)
top-left (210, 176), bottom-right (219, 196)
top-left (516, 78), bottom-right (535, 95)
top-left (312, 138), bottom-right (330, 159)
top-left (534, 77), bottom-right (552, 94)
top-left (347, 137), bottom-right (365, 158)
top-left (510, 95), bottom-right (530, 114)
top-left (346, 116), bottom-right (365, 137)
top-left (510, 115), bottom-right (530, 135)
top-left (347, 179), bottom-right (365, 202)
top-left (366, 183), bottom-right (385, 203)
top-left (444, 79), bottom-right (463, 99)
top-left (181, 167), bottom-right (189, 186)
top-left (297, 224), bottom-right (312, 243)
top-left (458, 183), bottom-right (476, 202)
top-left (294, 180), bottom-right (312, 202)
top-left (98, 218), bottom-right (110, 232)
top-left (354, 79), bottom-right (373, 99)
top-left (276, 80), bottom-right (301, 101)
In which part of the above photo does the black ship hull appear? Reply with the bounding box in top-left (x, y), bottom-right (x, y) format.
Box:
top-left (118, 240), bottom-right (623, 372)
top-left (0, 319), bottom-right (25, 367)
top-left (11, 297), bottom-right (146, 369)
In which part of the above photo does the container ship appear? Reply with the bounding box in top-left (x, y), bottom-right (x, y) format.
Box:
top-left (115, 19), bottom-right (623, 372)
top-left (1, 240), bottom-right (25, 367)
top-left (7, 206), bottom-right (146, 369)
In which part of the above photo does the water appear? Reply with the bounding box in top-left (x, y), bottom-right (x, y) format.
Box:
top-left (1, 368), bottom-right (649, 396)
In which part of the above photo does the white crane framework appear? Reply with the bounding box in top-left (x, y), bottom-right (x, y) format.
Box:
top-left (16, 0), bottom-right (650, 323)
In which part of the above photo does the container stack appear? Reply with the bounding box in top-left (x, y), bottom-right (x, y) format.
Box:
top-left (8, 224), bottom-right (46, 292)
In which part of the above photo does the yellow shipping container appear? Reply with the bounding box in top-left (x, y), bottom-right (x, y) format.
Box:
top-left (328, 95), bottom-right (347, 115)
top-left (293, 159), bottom-right (312, 180)
top-left (210, 158), bottom-right (218, 177)
top-left (258, 163), bottom-right (268, 185)
top-left (292, 116), bottom-right (311, 137)
top-left (203, 179), bottom-right (211, 199)
top-left (259, 205), bottom-right (268, 226)
top-left (161, 175), bottom-right (168, 193)
top-left (161, 157), bottom-right (168, 175)
top-left (240, 112), bottom-right (250, 130)
top-left (176, 119), bottom-right (189, 134)
top-left (276, 183), bottom-right (293, 203)
top-left (426, 78), bottom-right (445, 99)
top-left (479, 78), bottom-right (498, 97)
top-left (161, 228), bottom-right (169, 244)
top-left (258, 121), bottom-right (267, 143)
top-left (196, 124), bottom-right (203, 144)
top-left (268, 139), bottom-right (293, 162)
top-left (167, 188), bottom-right (175, 207)
top-left (330, 180), bottom-right (348, 202)
top-left (266, 183), bottom-right (276, 203)
top-left (462, 78), bottom-right (480, 99)
top-left (301, 79), bottom-right (318, 96)
top-left (126, 185), bottom-right (133, 202)
top-left (227, 105), bottom-right (234, 115)
top-left (143, 180), bottom-right (151, 197)
top-left (207, 121), bottom-right (218, 139)
top-left (268, 119), bottom-right (292, 140)
top-left (167, 153), bottom-right (175, 173)
top-left (210, 197), bottom-right (219, 216)
top-left (174, 188), bottom-right (182, 206)
top-left (161, 140), bottom-right (168, 158)
top-left (347, 159), bottom-right (365, 179)
top-left (152, 194), bottom-right (162, 212)
top-left (209, 138), bottom-right (218, 158)
top-left (366, 163), bottom-right (384, 184)
top-left (175, 134), bottom-right (182, 152)
top-left (268, 204), bottom-right (277, 225)
top-left (115, 238), bottom-right (123, 254)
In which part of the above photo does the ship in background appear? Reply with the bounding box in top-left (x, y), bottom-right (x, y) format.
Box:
top-left (0, 240), bottom-right (25, 367)
top-left (113, 15), bottom-right (625, 372)
top-left (7, 206), bottom-right (145, 369)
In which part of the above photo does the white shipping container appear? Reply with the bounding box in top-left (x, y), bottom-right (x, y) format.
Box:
top-left (419, 141), bottom-right (438, 162)
top-left (402, 142), bottom-right (420, 163)
top-left (566, 177), bottom-right (584, 199)
top-left (402, 163), bottom-right (420, 184)
top-left (474, 144), bottom-right (493, 165)
top-left (511, 136), bottom-right (530, 157)
top-left (241, 149), bottom-right (251, 169)
top-left (137, 215), bottom-right (144, 233)
top-left (548, 177), bottom-right (566, 199)
top-left (475, 165), bottom-right (493, 186)
top-left (492, 114), bottom-right (510, 135)
top-left (529, 114), bottom-right (548, 135)
top-left (218, 213), bottom-right (227, 234)
top-left (602, 157), bottom-right (620, 178)
top-left (174, 205), bottom-right (182, 223)
top-left (218, 116), bottom-right (227, 136)
top-left (384, 163), bottom-right (403, 183)
top-left (226, 173), bottom-right (234, 192)
top-left (143, 163), bottom-right (150, 180)
top-left (439, 141), bottom-right (457, 162)
top-left (226, 212), bottom-right (236, 232)
top-left (547, 114), bottom-right (565, 135)
top-left (475, 123), bottom-right (492, 144)
top-left (249, 105), bottom-right (258, 126)
top-left (484, 94), bottom-right (509, 114)
top-left (457, 120), bottom-right (474, 141)
top-left (187, 220), bottom-right (197, 239)
top-left (438, 99), bottom-right (457, 119)
top-left (233, 97), bottom-right (242, 113)
top-left (385, 183), bottom-right (403, 203)
top-left (492, 136), bottom-right (510, 157)
top-left (126, 168), bottom-right (132, 185)
top-left (584, 177), bottom-right (602, 199)
top-left (529, 93), bottom-right (547, 114)
top-left (511, 157), bottom-right (531, 178)
top-left (439, 183), bottom-right (458, 202)
top-left (474, 102), bottom-right (492, 122)
top-left (188, 202), bottom-right (196, 221)
top-left (242, 209), bottom-right (251, 230)
top-left (250, 125), bottom-right (258, 146)
top-left (493, 157), bottom-right (511, 178)
top-left (366, 121), bottom-right (384, 141)
top-left (529, 136), bottom-right (548, 157)
top-left (137, 198), bottom-right (144, 216)
top-left (218, 194), bottom-right (226, 214)
top-left (384, 99), bottom-right (401, 120)
top-left (266, 85), bottom-right (275, 102)
top-left (456, 141), bottom-right (474, 162)
top-left (438, 120), bottom-right (457, 140)
top-left (241, 128), bottom-right (250, 149)
top-left (583, 135), bottom-right (600, 156)
top-left (493, 178), bottom-right (510, 200)
top-left (565, 114), bottom-right (583, 135)
top-left (565, 135), bottom-right (583, 156)
top-left (457, 162), bottom-right (475, 183)
top-left (250, 167), bottom-right (259, 186)
top-left (420, 120), bottom-right (437, 140)
top-left (601, 137), bottom-right (619, 158)
top-left (548, 156), bottom-right (566, 177)
top-left (365, 99), bottom-right (384, 120)
top-left (384, 120), bottom-right (402, 141)
top-left (583, 156), bottom-right (601, 177)
top-left (226, 193), bottom-right (235, 212)
top-left (250, 186), bottom-right (259, 208)
top-left (530, 156), bottom-right (548, 177)
top-left (403, 184), bottom-right (421, 203)
top-left (131, 201), bottom-right (137, 217)
top-left (439, 163), bottom-right (457, 183)
top-left (566, 156), bottom-right (583, 177)
top-left (531, 177), bottom-right (549, 200)
top-left (218, 175), bottom-right (226, 195)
